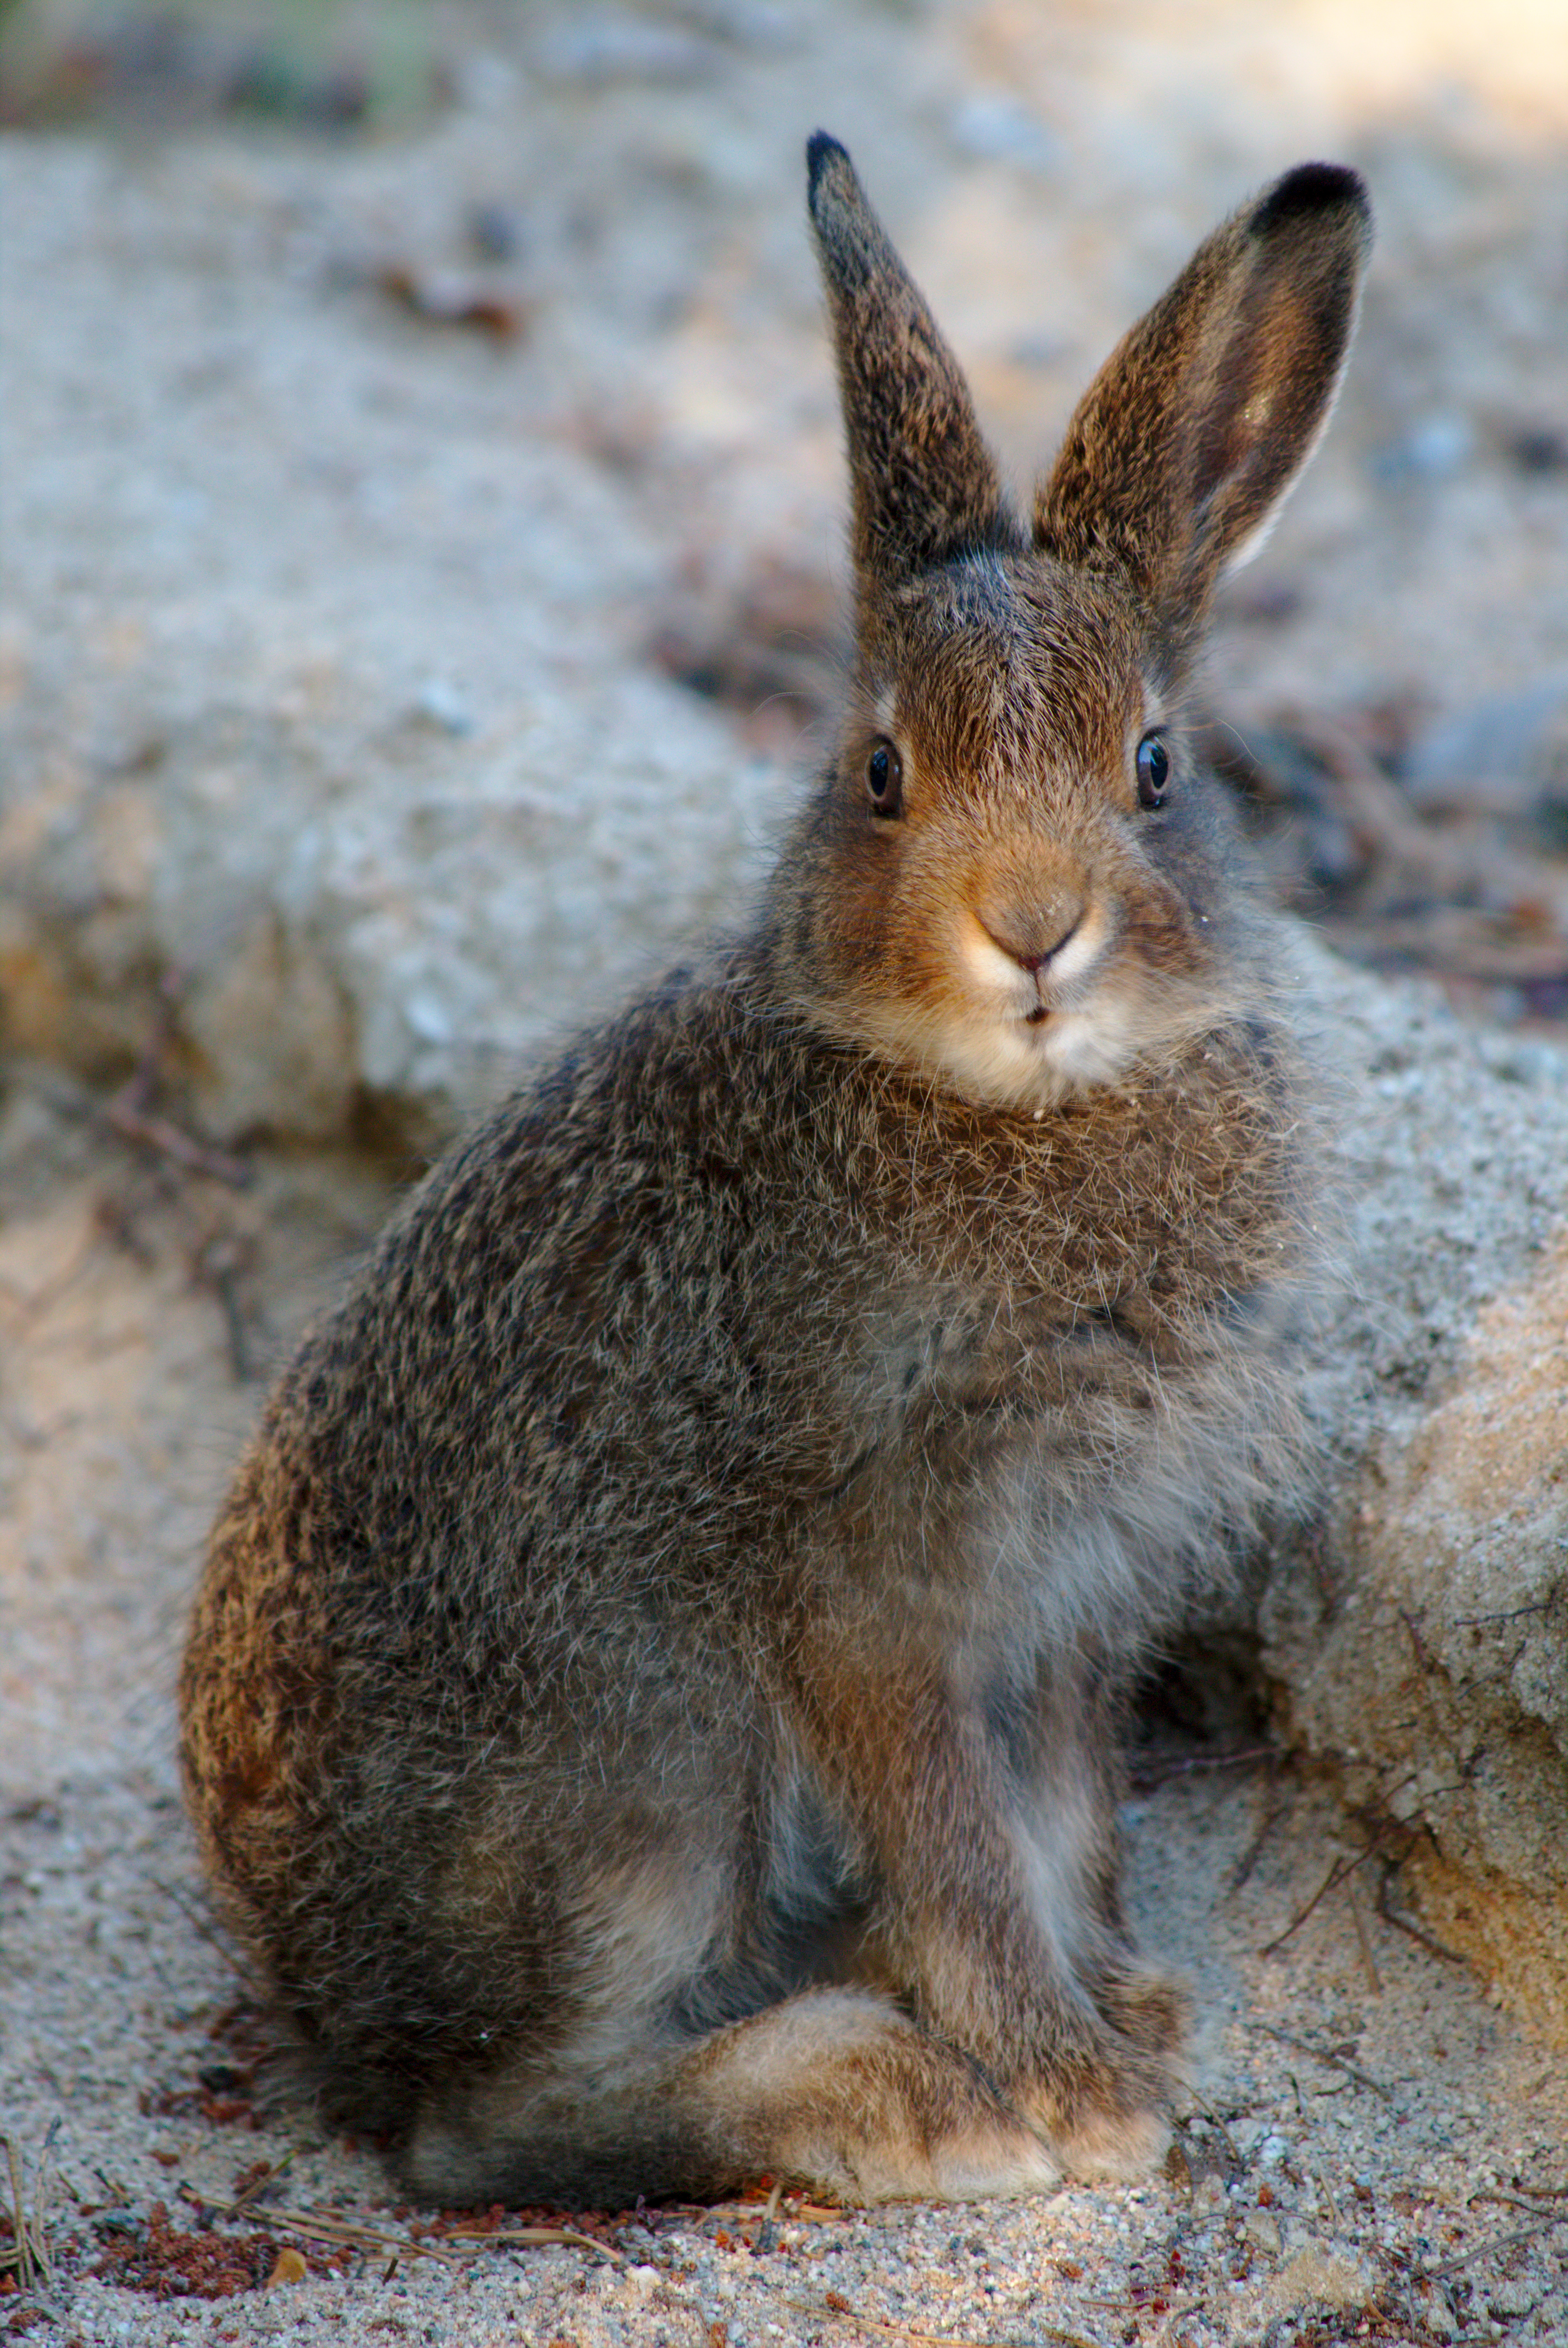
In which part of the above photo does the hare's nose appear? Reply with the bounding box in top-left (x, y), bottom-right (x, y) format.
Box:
top-left (1012, 920), bottom-right (1081, 977)
top-left (978, 900), bottom-right (1086, 975)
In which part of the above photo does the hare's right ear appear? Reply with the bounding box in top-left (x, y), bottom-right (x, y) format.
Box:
top-left (807, 132), bottom-right (1015, 600)
top-left (1035, 164), bottom-right (1372, 641)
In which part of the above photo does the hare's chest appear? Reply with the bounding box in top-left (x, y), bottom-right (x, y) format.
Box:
top-left (845, 1268), bottom-right (1283, 1632)
top-left (854, 1277), bottom-right (1167, 1445)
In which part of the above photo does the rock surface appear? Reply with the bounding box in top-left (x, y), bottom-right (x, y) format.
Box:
top-left (0, 122), bottom-right (775, 1143)
top-left (1260, 967), bottom-right (1568, 2045)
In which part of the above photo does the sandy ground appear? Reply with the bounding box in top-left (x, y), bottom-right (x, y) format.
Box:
top-left (3, 2), bottom-right (1568, 2341)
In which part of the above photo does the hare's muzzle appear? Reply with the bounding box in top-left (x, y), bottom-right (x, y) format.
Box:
top-left (967, 889), bottom-right (1107, 1013)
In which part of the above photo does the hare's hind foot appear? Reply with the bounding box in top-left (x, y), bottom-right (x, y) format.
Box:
top-left (403, 1988), bottom-right (1060, 2209)
top-left (1009, 1968), bottom-right (1189, 2184)
top-left (1094, 1966), bottom-right (1187, 2064)
top-left (1012, 2055), bottom-right (1173, 2185)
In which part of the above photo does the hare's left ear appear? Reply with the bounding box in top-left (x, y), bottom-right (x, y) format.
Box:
top-left (1035, 163), bottom-right (1372, 633)
top-left (807, 132), bottom-right (1016, 599)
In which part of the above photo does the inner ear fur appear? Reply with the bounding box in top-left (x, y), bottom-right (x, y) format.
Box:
top-left (1034, 162), bottom-right (1372, 631)
top-left (807, 132), bottom-right (1019, 597)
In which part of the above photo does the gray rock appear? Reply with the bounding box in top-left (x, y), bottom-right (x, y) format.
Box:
top-left (534, 16), bottom-right (723, 87)
top-left (1257, 948), bottom-right (1568, 2049)
top-left (0, 658), bottom-right (773, 1148)
top-left (1402, 671), bottom-right (1568, 812)
top-left (948, 95), bottom-right (1061, 173)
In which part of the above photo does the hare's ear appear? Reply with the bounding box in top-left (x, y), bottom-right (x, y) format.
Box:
top-left (1035, 163), bottom-right (1371, 631)
top-left (807, 132), bottom-right (1015, 596)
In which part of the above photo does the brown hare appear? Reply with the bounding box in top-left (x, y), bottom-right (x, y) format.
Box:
top-left (181, 134), bottom-right (1371, 2208)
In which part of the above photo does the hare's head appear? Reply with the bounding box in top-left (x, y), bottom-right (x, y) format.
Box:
top-left (773, 134), bottom-right (1371, 1112)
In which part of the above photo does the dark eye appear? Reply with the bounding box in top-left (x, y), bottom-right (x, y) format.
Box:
top-left (1135, 731), bottom-right (1170, 809)
top-left (866, 737), bottom-right (903, 819)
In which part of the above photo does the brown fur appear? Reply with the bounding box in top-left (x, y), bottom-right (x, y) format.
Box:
top-left (181, 136), bottom-right (1371, 2207)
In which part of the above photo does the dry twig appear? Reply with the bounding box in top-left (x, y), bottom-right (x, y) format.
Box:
top-left (1128, 1743), bottom-right (1275, 1791)
top-left (1347, 1874), bottom-right (1383, 1994)
top-left (1374, 1870), bottom-right (1465, 1966)
top-left (1227, 1773), bottom-right (1292, 1896)
top-left (1258, 1848), bottom-right (1367, 1956)
top-left (153, 1875), bottom-right (264, 1991)
top-left (104, 1093), bottom-right (250, 1187)
top-left (784, 2297), bottom-right (1101, 2348)
top-left (1422, 2211), bottom-right (1568, 2280)
top-left (208, 2186), bottom-right (627, 2274)
top-left (100, 969), bottom-right (249, 1188)
top-left (1260, 1811), bottom-right (1416, 1961)
top-left (227, 2148), bottom-right (300, 2215)
top-left (442, 2221), bottom-right (624, 2265)
top-left (3, 2137), bottom-right (34, 2292)
top-left (1252, 2023), bottom-right (1396, 2106)
top-left (267, 2207), bottom-right (465, 2269)
top-left (2, 2125), bottom-right (57, 2290)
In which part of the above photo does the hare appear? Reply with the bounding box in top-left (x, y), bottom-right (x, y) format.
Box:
top-left (181, 135), bottom-right (1371, 2208)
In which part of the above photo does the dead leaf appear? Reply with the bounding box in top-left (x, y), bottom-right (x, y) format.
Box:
top-left (376, 265), bottom-right (528, 342)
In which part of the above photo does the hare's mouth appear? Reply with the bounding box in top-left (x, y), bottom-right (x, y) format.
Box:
top-left (1025, 1005), bottom-right (1050, 1025)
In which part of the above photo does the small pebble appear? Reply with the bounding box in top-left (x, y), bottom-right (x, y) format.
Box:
top-left (412, 677), bottom-right (476, 735)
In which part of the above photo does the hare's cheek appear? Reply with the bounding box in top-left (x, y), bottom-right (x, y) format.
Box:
top-left (1113, 878), bottom-right (1210, 980)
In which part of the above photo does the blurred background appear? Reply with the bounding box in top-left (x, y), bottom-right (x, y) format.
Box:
top-left (2, 0), bottom-right (1567, 1159)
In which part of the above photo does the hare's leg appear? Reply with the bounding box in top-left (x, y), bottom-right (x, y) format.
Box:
top-left (405, 1777), bottom-right (1056, 2208)
top-left (787, 1639), bottom-right (1179, 2177)
top-left (404, 1987), bottom-right (1058, 2208)
top-left (991, 1653), bottom-right (1188, 2165)
top-left (987, 1649), bottom-right (1185, 2040)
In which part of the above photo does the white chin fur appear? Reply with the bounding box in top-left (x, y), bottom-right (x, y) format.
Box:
top-left (851, 990), bottom-right (1149, 1115)
top-left (936, 1001), bottom-right (1144, 1112)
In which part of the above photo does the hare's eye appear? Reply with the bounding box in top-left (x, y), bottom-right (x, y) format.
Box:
top-left (1135, 732), bottom-right (1170, 809)
top-left (866, 738), bottom-right (903, 819)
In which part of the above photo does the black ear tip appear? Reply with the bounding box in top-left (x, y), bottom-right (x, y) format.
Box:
top-left (1254, 160), bottom-right (1373, 244)
top-left (806, 129), bottom-right (852, 215)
